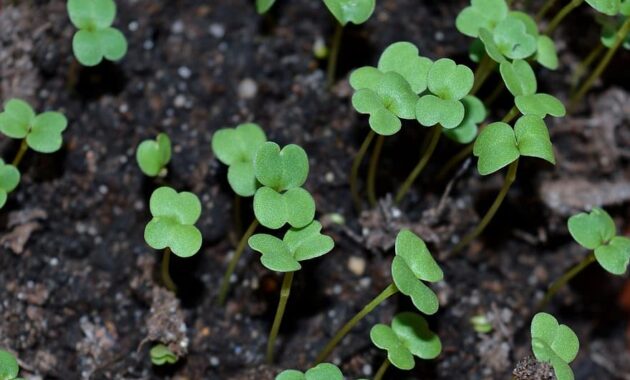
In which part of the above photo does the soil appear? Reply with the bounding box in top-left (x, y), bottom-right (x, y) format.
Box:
top-left (1, 0), bottom-right (629, 379)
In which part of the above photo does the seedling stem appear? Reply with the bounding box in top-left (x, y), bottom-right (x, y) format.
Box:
top-left (350, 130), bottom-right (376, 212)
top-left (218, 219), bottom-right (260, 305)
top-left (544, 0), bottom-right (583, 35)
top-left (471, 54), bottom-right (495, 95)
top-left (395, 126), bottom-right (442, 204)
top-left (570, 44), bottom-right (605, 94)
top-left (367, 135), bottom-right (385, 207)
top-left (162, 248), bottom-right (177, 293)
top-left (536, 0), bottom-right (559, 21)
top-left (373, 358), bottom-right (391, 380)
top-left (12, 140), bottom-right (28, 167)
top-left (538, 251), bottom-right (596, 310)
top-left (314, 283), bottom-right (399, 364)
top-left (326, 22), bottom-right (344, 88)
top-left (267, 271), bottom-right (295, 364)
top-left (452, 159), bottom-right (519, 254)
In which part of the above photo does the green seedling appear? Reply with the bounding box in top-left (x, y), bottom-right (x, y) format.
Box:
top-left (499, 59), bottom-right (537, 97)
top-left (150, 344), bottom-right (177, 366)
top-left (0, 160), bottom-right (20, 210)
top-left (515, 93), bottom-right (566, 118)
top-left (0, 99), bottom-right (68, 154)
top-left (370, 312), bottom-right (441, 380)
top-left (377, 41), bottom-right (433, 94)
top-left (212, 123), bottom-right (267, 197)
top-left (456, 0), bottom-right (509, 38)
top-left (256, 0), bottom-right (276, 14)
top-left (0, 350), bottom-right (23, 380)
top-left (136, 133), bottom-right (172, 177)
top-left (478, 17), bottom-right (537, 62)
top-left (253, 142), bottom-right (315, 229)
top-left (443, 95), bottom-right (486, 144)
top-left (67, 0), bottom-right (128, 66)
top-left (323, 0), bottom-right (376, 25)
top-left (470, 315), bottom-right (493, 333)
top-left (530, 312), bottom-right (579, 380)
top-left (276, 363), bottom-right (354, 380)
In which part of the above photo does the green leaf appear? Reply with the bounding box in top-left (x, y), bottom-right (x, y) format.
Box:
top-left (473, 122), bottom-right (519, 175)
top-left (416, 95), bottom-right (465, 129)
top-left (492, 17), bottom-right (537, 60)
top-left (284, 221), bottom-right (335, 262)
top-left (514, 115), bottom-right (555, 164)
top-left (499, 59), bottom-right (537, 97)
top-left (455, 0), bottom-right (508, 37)
top-left (276, 370), bottom-right (305, 380)
top-left (392, 256), bottom-right (440, 315)
top-left (594, 236), bottom-right (630, 275)
top-left (531, 312), bottom-right (579, 380)
top-left (0, 159), bottom-right (21, 205)
top-left (443, 95), bottom-right (486, 144)
top-left (322, 0), bottom-right (376, 25)
top-left (352, 89), bottom-right (401, 135)
top-left (254, 142), bottom-right (309, 191)
top-left (371, 324), bottom-right (416, 370)
top-left (26, 111), bottom-right (68, 153)
top-left (73, 30), bottom-right (104, 66)
top-left (0, 350), bottom-right (19, 380)
top-left (99, 28), bottom-right (128, 61)
top-left (395, 230), bottom-right (443, 282)
top-left (508, 11), bottom-right (539, 38)
top-left (585, 0), bottom-right (620, 15)
top-left (515, 93), bottom-right (566, 118)
top-left (0, 99), bottom-right (34, 139)
top-left (67, 0), bottom-right (116, 30)
top-left (378, 42), bottom-right (433, 94)
top-left (478, 28), bottom-right (508, 63)
top-left (150, 344), bottom-right (178, 366)
top-left (136, 133), bottom-right (171, 177)
top-left (253, 187), bottom-right (315, 229)
top-left (256, 0), bottom-right (276, 14)
top-left (144, 187), bottom-right (202, 258)
top-left (427, 58), bottom-right (474, 101)
top-left (249, 234), bottom-right (301, 272)
top-left (305, 363), bottom-right (344, 380)
top-left (568, 208), bottom-right (616, 250)
top-left (349, 66), bottom-right (383, 91)
top-left (536, 35), bottom-right (559, 70)
top-left (622, 0), bottom-right (630, 15)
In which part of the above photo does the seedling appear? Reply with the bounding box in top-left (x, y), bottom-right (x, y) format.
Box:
top-left (67, 0), bottom-right (128, 66)
top-left (377, 42), bottom-right (433, 95)
top-left (370, 312), bottom-right (442, 380)
top-left (530, 312), bottom-right (579, 380)
top-left (256, 0), bottom-right (276, 14)
top-left (136, 133), bottom-right (172, 177)
top-left (0, 350), bottom-right (23, 380)
top-left (150, 344), bottom-right (177, 366)
top-left (322, 0), bottom-right (375, 25)
top-left (442, 95), bottom-right (486, 144)
top-left (470, 315), bottom-right (493, 333)
top-left (276, 363), bottom-right (358, 380)
top-left (0, 160), bottom-right (20, 210)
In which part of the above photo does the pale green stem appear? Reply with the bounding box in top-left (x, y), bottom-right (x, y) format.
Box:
top-left (218, 219), bottom-right (259, 305)
top-left (537, 252), bottom-right (596, 311)
top-left (367, 135), bottom-right (385, 207)
top-left (350, 130), bottom-right (376, 213)
top-left (266, 271), bottom-right (295, 364)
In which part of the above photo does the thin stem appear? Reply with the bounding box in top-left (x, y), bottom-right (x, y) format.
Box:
top-left (536, 0), bottom-right (559, 21)
top-left (314, 283), bottom-right (399, 365)
top-left (537, 252), bottom-right (596, 311)
top-left (12, 140), bottom-right (28, 167)
top-left (395, 126), bottom-right (442, 204)
top-left (350, 130), bottom-right (376, 213)
top-left (544, 0), bottom-right (583, 35)
top-left (570, 17), bottom-right (630, 110)
top-left (502, 106), bottom-right (519, 124)
top-left (570, 43), bottom-right (604, 93)
top-left (218, 219), bottom-right (260, 305)
top-left (451, 159), bottom-right (519, 254)
top-left (326, 22), bottom-right (344, 88)
top-left (374, 358), bottom-right (391, 380)
top-left (266, 271), bottom-right (295, 364)
top-left (367, 135), bottom-right (385, 207)
top-left (161, 248), bottom-right (177, 293)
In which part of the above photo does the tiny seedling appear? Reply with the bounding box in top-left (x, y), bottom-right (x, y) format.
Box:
top-left (443, 95), bottom-right (486, 144)
top-left (0, 160), bottom-right (20, 210)
top-left (370, 312), bottom-right (441, 379)
top-left (470, 315), bottom-right (493, 333)
top-left (0, 99), bottom-right (68, 154)
top-left (212, 123), bottom-right (267, 197)
top-left (530, 312), bottom-right (579, 380)
top-left (67, 0), bottom-right (128, 66)
top-left (322, 0), bottom-right (376, 25)
top-left (276, 363), bottom-right (347, 380)
top-left (0, 350), bottom-right (23, 380)
top-left (150, 344), bottom-right (178, 366)
top-left (136, 133), bottom-right (172, 177)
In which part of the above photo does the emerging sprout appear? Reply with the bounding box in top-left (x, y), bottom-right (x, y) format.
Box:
top-left (136, 133), bottom-right (172, 177)
top-left (150, 344), bottom-right (178, 366)
top-left (530, 312), bottom-right (579, 380)
top-left (276, 363), bottom-right (351, 380)
top-left (249, 221), bottom-right (334, 272)
top-left (67, 0), bottom-right (128, 66)
top-left (443, 95), bottom-right (486, 144)
top-left (212, 123), bottom-right (267, 197)
top-left (370, 312), bottom-right (442, 370)
top-left (473, 115), bottom-right (555, 175)
top-left (392, 230), bottom-right (443, 314)
top-left (0, 160), bottom-right (20, 210)
top-left (144, 186), bottom-right (202, 258)
top-left (470, 315), bottom-right (493, 333)
top-left (568, 208), bottom-right (630, 274)
top-left (0, 99), bottom-right (68, 153)
top-left (0, 350), bottom-right (22, 380)
top-left (323, 0), bottom-right (376, 25)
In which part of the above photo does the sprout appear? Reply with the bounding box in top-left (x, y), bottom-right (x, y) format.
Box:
top-left (370, 312), bottom-right (442, 370)
top-left (515, 93), bottom-right (566, 118)
top-left (478, 17), bottom-right (537, 62)
top-left (442, 95), bottom-right (486, 144)
top-left (391, 230), bottom-right (443, 314)
top-left (212, 123), bottom-right (267, 197)
top-left (0, 99), bottom-right (68, 153)
top-left (568, 208), bottom-right (630, 274)
top-left (136, 133), bottom-right (172, 177)
top-left (0, 350), bottom-right (22, 380)
top-left (377, 42), bottom-right (433, 94)
top-left (253, 142), bottom-right (315, 229)
top-left (499, 59), bottom-right (537, 97)
top-left (144, 186), bottom-right (202, 258)
top-left (473, 115), bottom-right (555, 175)
top-left (455, 0), bottom-right (509, 38)
top-left (0, 160), bottom-right (20, 210)
top-left (322, 0), bottom-right (376, 25)
top-left (67, 0), bottom-right (128, 66)
top-left (150, 344), bottom-right (178, 366)
top-left (276, 363), bottom-right (345, 380)
top-left (470, 315), bottom-right (493, 333)
top-left (531, 312), bottom-right (579, 380)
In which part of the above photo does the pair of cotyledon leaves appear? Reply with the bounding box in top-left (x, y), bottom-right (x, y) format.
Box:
top-left (531, 312), bottom-right (579, 380)
top-left (67, 0), bottom-right (128, 66)
top-left (0, 99), bottom-right (68, 154)
top-left (0, 350), bottom-right (23, 380)
top-left (257, 0), bottom-right (375, 26)
top-left (276, 363), bottom-right (367, 380)
top-left (568, 208), bottom-right (630, 275)
top-left (136, 133), bottom-right (172, 177)
top-left (456, 0), bottom-right (558, 69)
top-left (0, 160), bottom-right (20, 210)
top-left (351, 42), bottom-right (476, 135)
top-left (144, 186), bottom-right (202, 258)
top-left (371, 312), bottom-right (442, 370)
top-left (150, 344), bottom-right (178, 366)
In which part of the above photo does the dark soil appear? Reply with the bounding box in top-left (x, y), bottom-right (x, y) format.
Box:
top-left (1, 0), bottom-right (629, 379)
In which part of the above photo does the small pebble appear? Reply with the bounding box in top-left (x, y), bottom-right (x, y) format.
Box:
top-left (238, 78), bottom-right (258, 99)
top-left (348, 256), bottom-right (366, 276)
top-left (209, 23), bottom-right (225, 38)
top-left (178, 66), bottom-right (192, 79)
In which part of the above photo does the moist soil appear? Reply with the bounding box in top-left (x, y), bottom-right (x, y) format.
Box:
top-left (1, 0), bottom-right (630, 379)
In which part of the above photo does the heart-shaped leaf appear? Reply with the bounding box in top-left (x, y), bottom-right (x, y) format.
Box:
top-left (492, 17), bottom-right (537, 60)
top-left (586, 0), bottom-right (620, 15)
top-left (0, 99), bottom-right (34, 139)
top-left (0, 99), bottom-right (67, 153)
top-left (150, 344), bottom-right (178, 365)
top-left (0, 350), bottom-right (19, 380)
top-left (323, 0), bottom-right (376, 26)
top-left (508, 11), bottom-right (540, 38)
top-left (531, 312), bottom-right (579, 380)
top-left (478, 28), bottom-right (508, 63)
top-left (392, 257), bottom-right (440, 315)
top-left (473, 122), bottom-right (519, 175)
top-left (594, 236), bottom-right (630, 275)
top-left (378, 41), bottom-right (433, 94)
top-left (514, 115), bottom-right (555, 164)
top-left (455, 0), bottom-right (509, 37)
top-left (253, 187), bottom-right (315, 229)
top-left (568, 208), bottom-right (616, 250)
top-left (427, 58), bottom-right (474, 101)
top-left (515, 93), bottom-right (566, 118)
top-left (443, 95), bottom-right (486, 144)
top-left (0, 160), bottom-right (21, 209)
top-left (499, 59), bottom-right (537, 97)
top-left (144, 186), bottom-right (202, 258)
top-left (536, 35), bottom-right (559, 70)
top-left (276, 363), bottom-right (344, 380)
top-left (136, 133), bottom-right (172, 177)
top-left (67, 0), bottom-right (116, 30)
top-left (249, 234), bottom-right (301, 272)
top-left (416, 95), bottom-right (465, 129)
top-left (254, 142), bottom-right (309, 192)
top-left (256, 0), bottom-right (276, 14)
